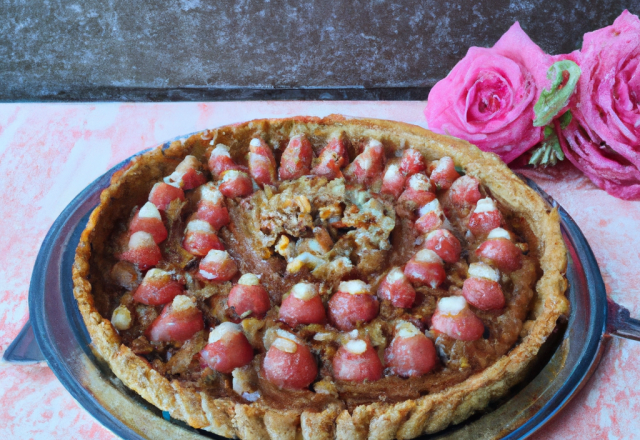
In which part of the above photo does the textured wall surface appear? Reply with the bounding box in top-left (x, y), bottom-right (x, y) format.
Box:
top-left (1, 0), bottom-right (638, 100)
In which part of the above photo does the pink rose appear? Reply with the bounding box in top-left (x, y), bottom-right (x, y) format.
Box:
top-left (425, 23), bottom-right (553, 164)
top-left (559, 11), bottom-right (640, 200)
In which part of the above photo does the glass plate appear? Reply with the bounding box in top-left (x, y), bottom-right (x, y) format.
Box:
top-left (14, 142), bottom-right (615, 439)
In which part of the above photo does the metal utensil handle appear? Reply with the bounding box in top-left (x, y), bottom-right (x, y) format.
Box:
top-left (2, 320), bottom-right (45, 364)
top-left (607, 299), bottom-right (640, 341)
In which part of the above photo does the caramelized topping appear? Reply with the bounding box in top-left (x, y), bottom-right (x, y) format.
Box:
top-left (107, 133), bottom-right (538, 408)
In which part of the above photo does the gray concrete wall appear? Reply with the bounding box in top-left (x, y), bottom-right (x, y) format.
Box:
top-left (1, 0), bottom-right (637, 100)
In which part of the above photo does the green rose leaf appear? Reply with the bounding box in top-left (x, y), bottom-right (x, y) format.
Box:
top-left (528, 125), bottom-right (565, 168)
top-left (559, 110), bottom-right (573, 129)
top-left (533, 61), bottom-right (581, 127)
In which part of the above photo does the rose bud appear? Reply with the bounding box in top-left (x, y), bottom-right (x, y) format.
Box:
top-left (196, 182), bottom-right (230, 230)
top-left (119, 231), bottom-right (162, 270)
top-left (468, 198), bottom-right (503, 237)
top-left (399, 148), bottom-right (426, 177)
top-left (431, 296), bottom-right (484, 341)
top-left (462, 262), bottom-right (505, 310)
top-left (263, 330), bottom-right (318, 389)
top-left (377, 267), bottom-right (416, 308)
top-left (414, 199), bottom-right (445, 234)
top-left (227, 274), bottom-right (270, 319)
top-left (384, 321), bottom-right (437, 377)
top-left (146, 295), bottom-right (204, 342)
top-left (208, 144), bottom-right (242, 179)
top-left (148, 182), bottom-right (185, 211)
top-left (423, 229), bottom-right (461, 264)
top-left (328, 280), bottom-right (379, 331)
top-left (476, 228), bottom-right (522, 272)
top-left (198, 249), bottom-right (238, 282)
top-left (200, 322), bottom-right (254, 373)
top-left (448, 175), bottom-right (482, 208)
top-left (129, 201), bottom-right (167, 244)
top-left (248, 138), bottom-right (276, 187)
top-left (218, 170), bottom-right (254, 198)
top-left (279, 282), bottom-right (327, 327)
top-left (132, 268), bottom-right (184, 305)
top-left (311, 136), bottom-right (349, 180)
top-left (279, 135), bottom-right (314, 180)
top-left (165, 155), bottom-right (207, 190)
top-left (398, 174), bottom-right (436, 211)
top-left (404, 249), bottom-right (446, 289)
top-left (380, 162), bottom-right (406, 199)
top-left (332, 337), bottom-right (383, 382)
top-left (428, 157), bottom-right (460, 190)
top-left (345, 139), bottom-right (385, 185)
top-left (182, 219), bottom-right (224, 257)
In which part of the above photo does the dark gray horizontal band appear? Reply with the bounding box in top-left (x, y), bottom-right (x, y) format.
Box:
top-left (1, 86), bottom-right (431, 102)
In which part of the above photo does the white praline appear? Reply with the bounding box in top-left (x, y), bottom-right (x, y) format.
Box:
top-left (238, 273), bottom-right (261, 286)
top-left (434, 156), bottom-right (454, 173)
top-left (384, 163), bottom-right (401, 179)
top-left (202, 249), bottom-right (230, 264)
top-left (408, 174), bottom-right (432, 192)
top-left (418, 199), bottom-right (442, 217)
top-left (385, 267), bottom-right (405, 283)
top-left (344, 339), bottom-right (367, 354)
top-left (128, 231), bottom-right (155, 248)
top-left (437, 296), bottom-right (467, 316)
top-left (291, 283), bottom-right (318, 300)
top-left (396, 321), bottom-right (421, 338)
top-left (338, 280), bottom-right (371, 295)
top-left (413, 249), bottom-right (443, 265)
top-left (186, 219), bottom-right (214, 234)
top-left (211, 144), bottom-right (231, 158)
top-left (144, 268), bottom-right (170, 281)
top-left (138, 202), bottom-right (162, 219)
top-left (221, 170), bottom-right (244, 182)
top-left (474, 197), bottom-right (498, 213)
top-left (488, 227), bottom-right (511, 240)
top-left (468, 262), bottom-right (500, 282)
top-left (172, 295), bottom-right (197, 312)
top-left (201, 183), bottom-right (224, 204)
top-left (208, 322), bottom-right (242, 343)
top-left (272, 337), bottom-right (298, 353)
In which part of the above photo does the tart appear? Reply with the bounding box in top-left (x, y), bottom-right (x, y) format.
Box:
top-left (73, 115), bottom-right (569, 439)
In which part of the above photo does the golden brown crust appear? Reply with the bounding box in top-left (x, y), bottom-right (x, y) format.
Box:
top-left (73, 115), bottom-right (568, 439)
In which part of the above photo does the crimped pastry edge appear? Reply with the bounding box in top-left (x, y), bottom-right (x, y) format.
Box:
top-left (72, 115), bottom-right (569, 440)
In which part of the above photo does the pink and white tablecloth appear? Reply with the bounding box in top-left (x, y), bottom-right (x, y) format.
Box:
top-left (1, 102), bottom-right (639, 439)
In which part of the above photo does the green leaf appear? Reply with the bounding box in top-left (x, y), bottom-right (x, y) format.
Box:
top-left (544, 126), bottom-right (554, 138)
top-left (533, 61), bottom-right (581, 127)
top-left (528, 146), bottom-right (545, 166)
top-left (454, 166), bottom-right (465, 175)
top-left (528, 126), bottom-right (565, 168)
top-left (559, 110), bottom-right (573, 129)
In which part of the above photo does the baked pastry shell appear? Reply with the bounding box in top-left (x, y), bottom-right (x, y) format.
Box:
top-left (73, 115), bottom-right (569, 439)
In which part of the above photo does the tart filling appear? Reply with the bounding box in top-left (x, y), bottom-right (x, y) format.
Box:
top-left (73, 116), bottom-right (568, 439)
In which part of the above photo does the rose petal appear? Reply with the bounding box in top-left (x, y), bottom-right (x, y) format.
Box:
top-left (560, 118), bottom-right (640, 200)
top-left (573, 10), bottom-right (640, 165)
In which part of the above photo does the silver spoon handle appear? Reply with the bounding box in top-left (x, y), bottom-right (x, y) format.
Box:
top-left (608, 299), bottom-right (640, 342)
